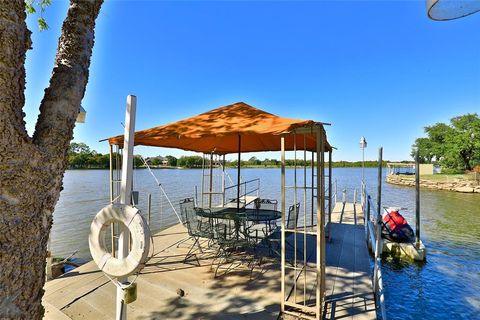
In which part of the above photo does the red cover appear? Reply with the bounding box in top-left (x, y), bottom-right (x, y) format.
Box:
top-left (383, 210), bottom-right (408, 233)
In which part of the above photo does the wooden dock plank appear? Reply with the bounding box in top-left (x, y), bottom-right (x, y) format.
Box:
top-left (44, 223), bottom-right (280, 320)
top-left (352, 225), bottom-right (376, 320)
top-left (43, 301), bottom-right (72, 320)
top-left (44, 203), bottom-right (376, 320)
top-left (325, 203), bottom-right (376, 320)
top-left (62, 298), bottom-right (111, 320)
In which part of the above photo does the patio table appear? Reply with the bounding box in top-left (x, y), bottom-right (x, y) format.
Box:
top-left (196, 207), bottom-right (281, 242)
top-left (197, 207), bottom-right (280, 222)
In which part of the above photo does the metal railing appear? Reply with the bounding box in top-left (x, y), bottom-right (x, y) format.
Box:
top-left (223, 178), bottom-right (260, 206)
top-left (361, 181), bottom-right (387, 320)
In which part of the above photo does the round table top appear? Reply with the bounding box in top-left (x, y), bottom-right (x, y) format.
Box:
top-left (196, 207), bottom-right (281, 222)
top-left (243, 209), bottom-right (281, 222)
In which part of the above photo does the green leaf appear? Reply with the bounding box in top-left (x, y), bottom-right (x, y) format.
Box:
top-left (38, 17), bottom-right (48, 31)
top-left (25, 0), bottom-right (51, 31)
top-left (26, 4), bottom-right (36, 14)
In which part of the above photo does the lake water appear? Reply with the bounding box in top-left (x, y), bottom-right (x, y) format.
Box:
top-left (52, 168), bottom-right (480, 320)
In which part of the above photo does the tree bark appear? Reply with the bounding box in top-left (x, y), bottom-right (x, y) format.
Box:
top-left (0, 1), bottom-right (103, 319)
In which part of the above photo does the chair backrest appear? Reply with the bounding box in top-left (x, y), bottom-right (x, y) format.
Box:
top-left (257, 198), bottom-right (278, 211)
top-left (215, 217), bottom-right (238, 243)
top-left (286, 203), bottom-right (300, 229)
top-left (179, 198), bottom-right (195, 225)
top-left (184, 206), bottom-right (206, 236)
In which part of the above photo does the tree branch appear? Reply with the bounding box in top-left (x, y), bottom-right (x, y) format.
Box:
top-left (0, 0), bottom-right (31, 143)
top-left (33, 0), bottom-right (103, 159)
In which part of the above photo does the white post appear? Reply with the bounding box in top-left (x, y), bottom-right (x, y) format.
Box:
top-left (362, 147), bottom-right (365, 183)
top-left (117, 95), bottom-right (137, 320)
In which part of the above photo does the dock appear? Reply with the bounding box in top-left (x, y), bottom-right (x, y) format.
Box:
top-left (44, 223), bottom-right (281, 320)
top-left (43, 202), bottom-right (377, 320)
top-left (324, 202), bottom-right (376, 320)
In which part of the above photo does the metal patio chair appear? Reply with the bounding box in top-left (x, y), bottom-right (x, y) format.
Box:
top-left (183, 203), bottom-right (214, 265)
top-left (241, 199), bottom-right (279, 248)
top-left (286, 202), bottom-right (300, 231)
top-left (177, 198), bottom-right (195, 248)
top-left (264, 203), bottom-right (300, 259)
top-left (212, 214), bottom-right (258, 278)
top-left (256, 198), bottom-right (279, 236)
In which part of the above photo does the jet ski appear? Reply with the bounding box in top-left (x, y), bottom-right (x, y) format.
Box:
top-left (381, 207), bottom-right (415, 243)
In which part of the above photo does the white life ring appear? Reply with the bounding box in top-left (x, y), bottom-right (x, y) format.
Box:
top-left (89, 204), bottom-right (150, 278)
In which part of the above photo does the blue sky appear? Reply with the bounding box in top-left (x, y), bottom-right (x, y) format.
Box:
top-left (24, 1), bottom-right (479, 161)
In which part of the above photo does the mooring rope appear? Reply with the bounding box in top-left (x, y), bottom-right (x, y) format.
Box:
top-left (139, 155), bottom-right (183, 225)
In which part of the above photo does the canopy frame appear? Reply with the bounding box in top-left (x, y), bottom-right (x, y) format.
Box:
top-left (280, 125), bottom-right (328, 320)
top-left (106, 102), bottom-right (332, 319)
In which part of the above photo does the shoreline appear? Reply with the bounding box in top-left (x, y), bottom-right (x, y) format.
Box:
top-left (386, 174), bottom-right (480, 193)
top-left (66, 165), bottom-right (387, 170)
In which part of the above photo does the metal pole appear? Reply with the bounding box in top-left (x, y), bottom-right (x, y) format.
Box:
top-left (147, 193), bottom-right (152, 225)
top-left (109, 145), bottom-right (115, 257)
top-left (201, 154), bottom-right (205, 208)
top-left (117, 95), bottom-right (136, 320)
top-left (415, 150), bottom-right (421, 247)
top-left (209, 152), bottom-right (213, 208)
top-left (280, 136), bottom-right (286, 315)
top-left (373, 147), bottom-right (383, 296)
top-left (334, 179), bottom-right (337, 203)
top-left (311, 151), bottom-right (314, 226)
top-left (366, 195), bottom-right (371, 236)
top-left (376, 147), bottom-right (383, 219)
top-left (317, 127), bottom-right (326, 319)
top-left (303, 134), bottom-right (307, 304)
top-left (293, 133), bottom-right (297, 304)
top-left (222, 155), bottom-right (226, 206)
top-left (109, 145), bottom-right (114, 203)
top-left (194, 185), bottom-right (197, 208)
top-left (237, 135), bottom-right (241, 212)
top-left (362, 146), bottom-right (365, 184)
top-left (328, 150), bottom-right (332, 239)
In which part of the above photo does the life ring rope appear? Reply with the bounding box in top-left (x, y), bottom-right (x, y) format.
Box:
top-left (101, 229), bottom-right (155, 291)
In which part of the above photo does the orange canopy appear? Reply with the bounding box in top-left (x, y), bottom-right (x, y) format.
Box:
top-left (108, 102), bottom-right (331, 154)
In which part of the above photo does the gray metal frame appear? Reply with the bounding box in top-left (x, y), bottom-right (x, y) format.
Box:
top-left (281, 125), bottom-right (327, 320)
top-left (109, 143), bottom-right (123, 257)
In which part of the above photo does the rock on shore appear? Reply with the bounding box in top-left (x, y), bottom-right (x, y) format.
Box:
top-left (386, 175), bottom-right (480, 193)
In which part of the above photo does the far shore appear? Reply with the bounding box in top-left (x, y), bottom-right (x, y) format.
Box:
top-left (67, 165), bottom-right (388, 170)
top-left (387, 173), bottom-right (480, 193)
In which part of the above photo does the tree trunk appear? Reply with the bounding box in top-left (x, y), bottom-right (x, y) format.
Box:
top-left (0, 1), bottom-right (103, 319)
top-left (460, 151), bottom-right (472, 171)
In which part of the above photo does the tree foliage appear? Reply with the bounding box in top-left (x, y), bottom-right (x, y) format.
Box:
top-left (65, 142), bottom-right (392, 169)
top-left (177, 155), bottom-right (203, 168)
top-left (166, 155), bottom-right (177, 166)
top-left (67, 142), bottom-right (146, 169)
top-left (412, 113), bottom-right (480, 171)
top-left (25, 0), bottom-right (52, 30)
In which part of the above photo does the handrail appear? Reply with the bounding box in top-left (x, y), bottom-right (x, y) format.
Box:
top-left (361, 182), bottom-right (387, 320)
top-left (223, 178), bottom-right (260, 206)
top-left (224, 178), bottom-right (260, 190)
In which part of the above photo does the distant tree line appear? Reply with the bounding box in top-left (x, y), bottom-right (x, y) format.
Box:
top-left (67, 142), bottom-right (144, 169)
top-left (412, 113), bottom-right (480, 172)
top-left (189, 156), bottom-right (388, 168)
top-left (67, 143), bottom-right (390, 169)
top-left (68, 142), bottom-right (110, 169)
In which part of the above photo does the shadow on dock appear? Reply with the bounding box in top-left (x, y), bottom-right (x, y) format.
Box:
top-left (44, 203), bottom-right (376, 320)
